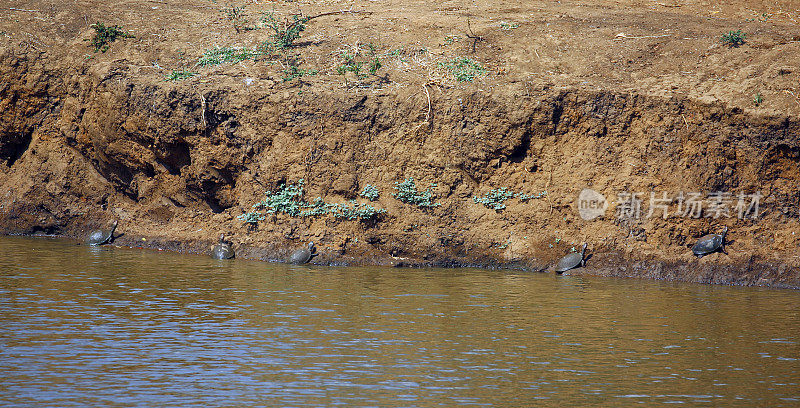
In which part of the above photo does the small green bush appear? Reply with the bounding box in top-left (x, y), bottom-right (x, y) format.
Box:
top-left (473, 188), bottom-right (514, 210)
top-left (282, 64), bottom-right (318, 82)
top-left (515, 191), bottom-right (547, 201)
top-left (439, 57), bottom-right (486, 82)
top-left (223, 4), bottom-right (255, 33)
top-left (262, 13), bottom-right (309, 49)
top-left (499, 22), bottom-right (520, 31)
top-left (721, 30), bottom-right (746, 48)
top-left (328, 201), bottom-right (386, 220)
top-left (299, 197), bottom-right (332, 217)
top-left (337, 46), bottom-right (382, 80)
top-left (237, 211), bottom-right (264, 224)
top-left (255, 179), bottom-right (306, 216)
top-left (393, 177), bottom-right (440, 208)
top-left (197, 46), bottom-right (260, 67)
top-left (165, 69), bottom-right (197, 81)
top-left (239, 180), bottom-right (387, 224)
top-left (360, 185), bottom-right (380, 201)
top-left (87, 23), bottom-right (134, 52)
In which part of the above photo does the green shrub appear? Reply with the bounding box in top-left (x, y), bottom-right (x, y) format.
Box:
top-left (262, 13), bottom-right (309, 49)
top-left (165, 69), bottom-right (197, 81)
top-left (254, 179), bottom-right (306, 216)
top-left (299, 197), bottom-right (332, 217)
top-left (472, 188), bottom-right (547, 210)
top-left (721, 30), bottom-right (746, 48)
top-left (515, 191), bottom-right (547, 201)
top-left (337, 45), bottom-right (382, 80)
top-left (438, 57), bottom-right (486, 82)
top-left (393, 177), bottom-right (440, 208)
top-left (239, 180), bottom-right (387, 224)
top-left (237, 211), bottom-right (264, 224)
top-left (753, 93), bottom-right (763, 106)
top-left (223, 4), bottom-right (255, 33)
top-left (360, 184), bottom-right (380, 201)
top-left (499, 22), bottom-right (520, 30)
top-left (328, 201), bottom-right (386, 220)
top-left (87, 23), bottom-right (133, 52)
top-left (197, 46), bottom-right (260, 67)
top-left (282, 64), bottom-right (318, 82)
top-left (473, 188), bottom-right (514, 210)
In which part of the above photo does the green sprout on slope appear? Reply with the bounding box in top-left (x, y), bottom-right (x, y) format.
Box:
top-left (337, 45), bottom-right (382, 81)
top-left (87, 23), bottom-right (134, 52)
top-left (254, 179), bottom-right (306, 216)
top-left (240, 180), bottom-right (386, 225)
top-left (360, 184), bottom-right (380, 201)
top-left (393, 177), bottom-right (440, 208)
top-left (197, 46), bottom-right (260, 67)
top-left (237, 211), bottom-right (265, 224)
top-left (473, 188), bottom-right (514, 210)
top-left (473, 188), bottom-right (547, 210)
top-left (164, 69), bottom-right (197, 81)
top-left (721, 30), bottom-right (746, 48)
top-left (262, 12), bottom-right (310, 49)
top-left (438, 57), bottom-right (486, 82)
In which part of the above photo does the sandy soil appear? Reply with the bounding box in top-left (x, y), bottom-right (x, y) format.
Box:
top-left (1, 0), bottom-right (800, 288)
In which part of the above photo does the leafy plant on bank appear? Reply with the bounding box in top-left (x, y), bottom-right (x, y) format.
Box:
top-left (393, 177), bottom-right (440, 208)
top-left (360, 185), bottom-right (380, 201)
top-left (237, 211), bottom-right (265, 225)
top-left (282, 63), bottom-right (318, 82)
top-left (473, 188), bottom-right (548, 211)
top-left (87, 23), bottom-right (134, 52)
top-left (473, 188), bottom-right (514, 210)
top-left (337, 45), bottom-right (382, 81)
top-left (197, 46), bottom-right (261, 67)
top-left (164, 69), bottom-right (197, 81)
top-left (222, 4), bottom-right (256, 33)
top-left (438, 57), bottom-right (486, 82)
top-left (240, 179), bottom-right (386, 225)
top-left (262, 12), bottom-right (310, 49)
top-left (721, 30), bottom-right (746, 48)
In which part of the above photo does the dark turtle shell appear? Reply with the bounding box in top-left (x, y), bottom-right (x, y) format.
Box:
top-left (691, 227), bottom-right (727, 258)
top-left (87, 221), bottom-right (117, 246)
top-left (555, 243), bottom-right (587, 273)
top-left (290, 242), bottom-right (315, 264)
top-left (211, 235), bottom-right (235, 259)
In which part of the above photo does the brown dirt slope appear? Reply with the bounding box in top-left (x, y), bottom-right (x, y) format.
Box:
top-left (1, 0), bottom-right (800, 288)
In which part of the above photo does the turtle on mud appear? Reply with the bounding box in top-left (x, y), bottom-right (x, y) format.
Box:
top-left (290, 242), bottom-right (316, 265)
top-left (211, 234), bottom-right (235, 260)
top-left (87, 220), bottom-right (118, 246)
top-left (691, 227), bottom-right (728, 258)
top-left (555, 243), bottom-right (587, 274)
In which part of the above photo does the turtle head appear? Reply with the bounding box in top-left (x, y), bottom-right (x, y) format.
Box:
top-left (580, 243), bottom-right (587, 256)
top-left (109, 220), bottom-right (118, 233)
top-left (308, 241), bottom-right (316, 252)
top-left (721, 226), bottom-right (728, 238)
top-left (219, 233), bottom-right (226, 243)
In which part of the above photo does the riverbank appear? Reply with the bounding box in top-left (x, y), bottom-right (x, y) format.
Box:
top-left (2, 0), bottom-right (799, 288)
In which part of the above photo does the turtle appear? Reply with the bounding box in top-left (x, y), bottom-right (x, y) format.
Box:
top-left (290, 241), bottom-right (316, 264)
top-left (211, 234), bottom-right (235, 260)
top-left (87, 220), bottom-right (118, 246)
top-left (691, 227), bottom-right (728, 258)
top-left (555, 243), bottom-right (587, 274)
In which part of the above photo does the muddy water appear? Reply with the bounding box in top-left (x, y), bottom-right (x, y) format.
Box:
top-left (0, 237), bottom-right (798, 407)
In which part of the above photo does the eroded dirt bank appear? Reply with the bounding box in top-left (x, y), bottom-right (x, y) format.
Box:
top-left (1, 0), bottom-right (800, 288)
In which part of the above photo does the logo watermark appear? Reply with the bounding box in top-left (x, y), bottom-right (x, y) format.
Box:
top-left (577, 188), bottom-right (608, 221)
top-left (577, 190), bottom-right (763, 220)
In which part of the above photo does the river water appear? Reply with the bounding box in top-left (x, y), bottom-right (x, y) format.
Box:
top-left (0, 236), bottom-right (798, 407)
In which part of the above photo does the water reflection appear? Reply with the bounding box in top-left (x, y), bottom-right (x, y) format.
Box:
top-left (0, 236), bottom-right (798, 407)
